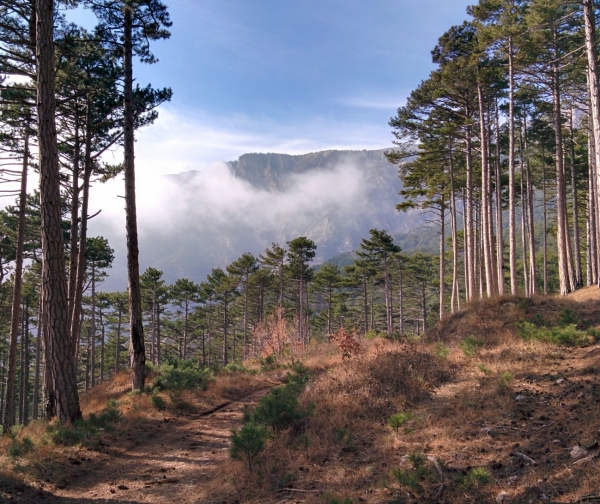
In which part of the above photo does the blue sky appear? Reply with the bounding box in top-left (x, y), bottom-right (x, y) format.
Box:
top-left (68, 0), bottom-right (474, 172)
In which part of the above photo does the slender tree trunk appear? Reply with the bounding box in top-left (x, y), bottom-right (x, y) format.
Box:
top-left (115, 307), bottom-right (122, 374)
top-left (91, 264), bottom-right (96, 387)
top-left (542, 146), bottom-right (548, 294)
top-left (397, 260), bottom-right (404, 336)
top-left (465, 123), bottom-right (476, 301)
top-left (552, 32), bottom-right (571, 295)
top-left (22, 303), bottom-right (30, 425)
top-left (439, 202), bottom-right (445, 319)
top-left (124, 8), bottom-right (146, 389)
top-left (587, 118), bottom-right (598, 285)
top-left (156, 303), bottom-right (161, 365)
top-left (33, 291), bottom-right (42, 420)
top-left (383, 255), bottom-right (392, 334)
top-left (495, 99), bottom-right (504, 295)
top-left (222, 301), bottom-right (228, 366)
top-left (526, 142), bottom-right (536, 295)
top-left (2, 129), bottom-right (29, 432)
top-left (100, 311), bottom-right (105, 383)
top-left (449, 142), bottom-right (459, 312)
top-left (243, 275), bottom-right (249, 360)
top-left (478, 82), bottom-right (495, 298)
top-left (363, 275), bottom-right (369, 335)
top-left (508, 40), bottom-right (518, 294)
top-left (70, 99), bottom-right (92, 357)
top-left (68, 111), bottom-right (80, 326)
top-left (151, 288), bottom-right (156, 364)
top-left (569, 110), bottom-right (582, 289)
top-left (582, 0), bottom-right (600, 290)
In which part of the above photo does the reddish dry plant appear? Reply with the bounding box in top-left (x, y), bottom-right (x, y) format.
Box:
top-left (251, 307), bottom-right (291, 358)
top-left (329, 327), bottom-right (362, 359)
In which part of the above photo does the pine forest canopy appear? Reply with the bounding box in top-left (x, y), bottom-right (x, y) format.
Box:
top-left (1, 0), bottom-right (600, 430)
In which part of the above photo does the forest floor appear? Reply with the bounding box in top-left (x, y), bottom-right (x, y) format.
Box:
top-left (1, 290), bottom-right (600, 503)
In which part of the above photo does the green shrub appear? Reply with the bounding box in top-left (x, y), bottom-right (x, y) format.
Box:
top-left (392, 467), bottom-right (422, 492)
top-left (150, 394), bottom-right (167, 411)
top-left (517, 321), bottom-right (592, 347)
top-left (498, 371), bottom-right (513, 390)
top-left (152, 359), bottom-right (213, 391)
top-left (365, 329), bottom-right (385, 340)
top-left (459, 336), bottom-right (484, 357)
top-left (252, 385), bottom-right (311, 431)
top-left (223, 362), bottom-right (251, 374)
top-left (462, 467), bottom-right (492, 488)
top-left (388, 412), bottom-right (412, 434)
top-left (558, 308), bottom-right (577, 326)
top-left (7, 429), bottom-right (34, 458)
top-left (49, 400), bottom-right (121, 447)
top-left (433, 342), bottom-right (450, 360)
top-left (477, 363), bottom-right (492, 375)
top-left (259, 354), bottom-right (277, 371)
top-left (230, 422), bottom-right (267, 471)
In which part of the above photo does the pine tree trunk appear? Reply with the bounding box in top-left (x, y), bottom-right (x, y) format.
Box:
top-left (384, 255), bottom-right (392, 334)
top-left (495, 99), bottom-right (504, 295)
top-left (68, 112), bottom-right (80, 326)
top-left (465, 123), bottom-right (476, 302)
top-left (21, 303), bottom-right (30, 425)
top-left (569, 111), bottom-right (582, 289)
top-left (100, 311), bottom-right (105, 383)
top-left (115, 306), bottom-right (122, 374)
top-left (70, 100), bottom-right (92, 358)
top-left (582, 0), bottom-right (600, 289)
top-left (37, 0), bottom-right (81, 423)
top-left (124, 8), bottom-right (146, 389)
top-left (449, 142), bottom-right (459, 312)
top-left (397, 260), bottom-right (404, 336)
top-left (90, 264), bottom-right (96, 387)
top-left (363, 276), bottom-right (369, 335)
top-left (243, 275), bottom-right (249, 360)
top-left (552, 31), bottom-right (571, 295)
top-left (542, 147), bottom-right (548, 294)
top-left (32, 292), bottom-right (42, 420)
top-left (2, 129), bottom-right (29, 432)
top-left (587, 119), bottom-right (598, 285)
top-left (508, 40), bottom-right (518, 295)
top-left (439, 202), bottom-right (445, 319)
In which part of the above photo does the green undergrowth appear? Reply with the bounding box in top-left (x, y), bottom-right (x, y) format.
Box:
top-left (151, 358), bottom-right (214, 392)
top-left (230, 361), bottom-right (313, 471)
top-left (517, 321), bottom-right (599, 347)
top-left (48, 399), bottom-right (122, 447)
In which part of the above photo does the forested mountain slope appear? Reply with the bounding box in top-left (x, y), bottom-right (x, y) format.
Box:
top-left (136, 149), bottom-right (426, 284)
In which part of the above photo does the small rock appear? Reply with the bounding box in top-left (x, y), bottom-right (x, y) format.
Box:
top-left (556, 378), bottom-right (565, 385)
top-left (480, 427), bottom-right (492, 435)
top-left (515, 395), bottom-right (527, 401)
top-left (496, 491), bottom-right (509, 502)
top-left (577, 392), bottom-right (585, 399)
top-left (570, 445), bottom-right (588, 460)
top-left (117, 484), bottom-right (129, 490)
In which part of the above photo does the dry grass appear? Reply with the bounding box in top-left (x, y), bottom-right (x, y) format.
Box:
top-left (3, 294), bottom-right (600, 503)
top-left (208, 297), bottom-right (600, 504)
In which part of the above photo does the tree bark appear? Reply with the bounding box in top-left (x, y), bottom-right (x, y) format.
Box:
top-left (508, 38), bottom-right (518, 295)
top-left (37, 0), bottom-right (81, 423)
top-left (2, 128), bottom-right (29, 432)
top-left (552, 30), bottom-right (571, 295)
top-left (124, 7), bottom-right (146, 390)
top-left (582, 0), bottom-right (600, 290)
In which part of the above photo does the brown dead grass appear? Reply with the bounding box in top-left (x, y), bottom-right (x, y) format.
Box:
top-left (207, 296), bottom-right (600, 504)
top-left (2, 294), bottom-right (600, 503)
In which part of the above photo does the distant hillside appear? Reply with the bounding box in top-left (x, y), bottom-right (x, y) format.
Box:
top-left (122, 149), bottom-right (427, 284)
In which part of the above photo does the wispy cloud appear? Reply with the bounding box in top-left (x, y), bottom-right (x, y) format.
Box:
top-left (337, 95), bottom-right (406, 111)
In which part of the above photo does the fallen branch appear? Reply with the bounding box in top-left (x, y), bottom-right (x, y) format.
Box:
top-left (146, 478), bottom-right (180, 485)
top-left (427, 456), bottom-right (444, 478)
top-left (276, 488), bottom-right (319, 494)
top-left (514, 451), bottom-right (537, 465)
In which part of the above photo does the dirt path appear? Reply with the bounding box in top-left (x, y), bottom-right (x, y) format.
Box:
top-left (28, 386), bottom-right (276, 504)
